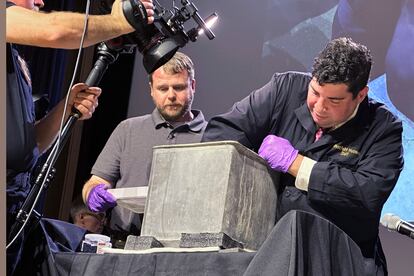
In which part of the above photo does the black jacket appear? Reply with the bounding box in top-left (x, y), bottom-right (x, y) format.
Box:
top-left (202, 71), bottom-right (403, 259)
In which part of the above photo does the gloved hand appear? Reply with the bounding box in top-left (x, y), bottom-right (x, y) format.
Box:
top-left (258, 135), bottom-right (299, 173)
top-left (86, 184), bottom-right (117, 212)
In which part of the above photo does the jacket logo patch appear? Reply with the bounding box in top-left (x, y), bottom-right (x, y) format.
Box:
top-left (332, 144), bottom-right (359, 157)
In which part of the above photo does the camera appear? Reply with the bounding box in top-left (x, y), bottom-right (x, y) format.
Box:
top-left (100, 0), bottom-right (217, 74)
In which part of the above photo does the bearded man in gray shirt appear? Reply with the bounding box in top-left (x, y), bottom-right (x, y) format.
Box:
top-left (82, 52), bottom-right (207, 239)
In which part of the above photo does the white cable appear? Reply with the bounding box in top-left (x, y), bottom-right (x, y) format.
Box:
top-left (7, 0), bottom-right (92, 249)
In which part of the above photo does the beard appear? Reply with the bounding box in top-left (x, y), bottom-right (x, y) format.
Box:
top-left (159, 104), bottom-right (186, 121)
top-left (157, 94), bottom-right (194, 122)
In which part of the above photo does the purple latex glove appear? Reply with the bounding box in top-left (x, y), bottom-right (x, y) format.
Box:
top-left (86, 184), bottom-right (117, 212)
top-left (258, 135), bottom-right (299, 173)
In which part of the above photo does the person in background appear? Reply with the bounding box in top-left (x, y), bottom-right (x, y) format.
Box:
top-left (70, 196), bottom-right (107, 234)
top-left (82, 52), bottom-right (207, 244)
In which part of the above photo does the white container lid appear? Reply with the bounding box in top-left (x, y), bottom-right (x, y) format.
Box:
top-left (108, 186), bottom-right (148, 214)
top-left (85, 234), bottom-right (111, 243)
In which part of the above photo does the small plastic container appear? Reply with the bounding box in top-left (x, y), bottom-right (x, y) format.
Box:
top-left (81, 234), bottom-right (112, 254)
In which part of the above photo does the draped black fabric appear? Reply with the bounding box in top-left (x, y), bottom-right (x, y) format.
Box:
top-left (15, 218), bottom-right (86, 276)
top-left (17, 218), bottom-right (253, 275)
top-left (243, 210), bottom-right (384, 276)
top-left (17, 211), bottom-right (384, 276)
top-left (54, 251), bottom-right (254, 275)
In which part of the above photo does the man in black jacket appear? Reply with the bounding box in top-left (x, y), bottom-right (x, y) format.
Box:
top-left (203, 37), bottom-right (403, 274)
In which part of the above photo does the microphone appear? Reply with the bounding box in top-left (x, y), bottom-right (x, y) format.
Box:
top-left (380, 213), bottom-right (414, 240)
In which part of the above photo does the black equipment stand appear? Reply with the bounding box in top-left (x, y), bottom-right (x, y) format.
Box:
top-left (7, 43), bottom-right (120, 245)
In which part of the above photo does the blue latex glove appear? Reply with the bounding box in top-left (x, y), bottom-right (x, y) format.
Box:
top-left (258, 135), bottom-right (299, 173)
top-left (86, 184), bottom-right (117, 212)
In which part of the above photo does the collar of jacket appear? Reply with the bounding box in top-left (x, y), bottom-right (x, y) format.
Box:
top-left (294, 97), bottom-right (370, 144)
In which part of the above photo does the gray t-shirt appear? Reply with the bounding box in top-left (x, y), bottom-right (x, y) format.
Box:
top-left (92, 108), bottom-right (207, 234)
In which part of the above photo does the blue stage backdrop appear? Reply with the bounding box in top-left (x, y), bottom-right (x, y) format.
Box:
top-left (128, 0), bottom-right (413, 221)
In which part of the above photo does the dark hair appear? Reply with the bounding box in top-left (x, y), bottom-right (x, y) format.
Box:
top-left (312, 37), bottom-right (372, 98)
top-left (70, 195), bottom-right (91, 223)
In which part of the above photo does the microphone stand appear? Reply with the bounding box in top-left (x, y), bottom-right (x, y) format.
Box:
top-left (7, 42), bottom-right (120, 245)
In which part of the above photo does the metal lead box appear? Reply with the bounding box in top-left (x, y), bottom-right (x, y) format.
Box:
top-left (141, 141), bottom-right (279, 250)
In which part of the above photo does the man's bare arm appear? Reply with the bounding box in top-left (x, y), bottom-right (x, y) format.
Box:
top-left (6, 0), bottom-right (154, 49)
